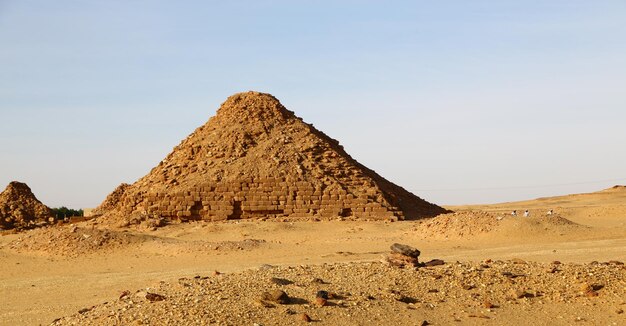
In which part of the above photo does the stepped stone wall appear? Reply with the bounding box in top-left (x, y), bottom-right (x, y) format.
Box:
top-left (118, 177), bottom-right (401, 222)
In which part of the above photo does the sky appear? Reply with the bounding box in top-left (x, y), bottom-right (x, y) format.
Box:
top-left (1, 1), bottom-right (625, 208)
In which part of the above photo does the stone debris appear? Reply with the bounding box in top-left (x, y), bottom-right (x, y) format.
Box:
top-left (315, 290), bottom-right (329, 307)
top-left (423, 259), bottom-right (445, 267)
top-left (300, 313), bottom-right (312, 322)
top-left (383, 243), bottom-right (421, 268)
top-left (0, 181), bottom-right (54, 230)
top-left (50, 260), bottom-right (626, 325)
top-left (119, 290), bottom-right (131, 300)
top-left (390, 243), bottom-right (420, 258)
top-left (270, 277), bottom-right (293, 286)
top-left (145, 292), bottom-right (166, 302)
top-left (93, 91), bottom-right (448, 227)
top-left (8, 225), bottom-right (266, 257)
top-left (261, 289), bottom-right (290, 304)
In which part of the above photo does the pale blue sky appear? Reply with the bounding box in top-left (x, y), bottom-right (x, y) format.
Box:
top-left (1, 1), bottom-right (625, 208)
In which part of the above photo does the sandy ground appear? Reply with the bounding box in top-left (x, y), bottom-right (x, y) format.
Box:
top-left (1, 187), bottom-right (625, 325)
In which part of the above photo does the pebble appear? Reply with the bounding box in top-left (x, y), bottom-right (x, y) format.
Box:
top-left (315, 297), bottom-right (327, 307)
top-left (261, 289), bottom-right (290, 304)
top-left (316, 290), bottom-right (329, 300)
top-left (145, 293), bottom-right (166, 302)
top-left (424, 259), bottom-right (445, 267)
top-left (510, 289), bottom-right (533, 299)
top-left (300, 313), bottom-right (312, 322)
top-left (270, 277), bottom-right (293, 286)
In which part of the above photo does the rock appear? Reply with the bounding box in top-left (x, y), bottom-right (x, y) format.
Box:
top-left (396, 295), bottom-right (418, 304)
top-left (145, 292), bottom-right (166, 302)
top-left (483, 300), bottom-right (494, 308)
top-left (316, 290), bottom-right (329, 300)
top-left (390, 243), bottom-right (420, 258)
top-left (423, 259), bottom-right (445, 267)
top-left (270, 277), bottom-right (293, 286)
top-left (462, 284), bottom-right (476, 290)
top-left (511, 258), bottom-right (526, 264)
top-left (261, 289), bottom-right (290, 304)
top-left (119, 290), bottom-right (131, 300)
top-left (384, 252), bottom-right (419, 268)
top-left (552, 260), bottom-right (561, 265)
top-left (579, 283), bottom-right (603, 293)
top-left (78, 307), bottom-right (92, 314)
top-left (315, 297), bottom-right (327, 307)
top-left (608, 260), bottom-right (624, 265)
top-left (509, 289), bottom-right (533, 299)
top-left (300, 313), bottom-right (312, 322)
top-left (616, 308), bottom-right (624, 314)
top-left (254, 298), bottom-right (274, 308)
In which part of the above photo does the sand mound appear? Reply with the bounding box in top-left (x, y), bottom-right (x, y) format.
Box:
top-left (5, 221), bottom-right (269, 257)
top-left (96, 91), bottom-right (447, 226)
top-left (417, 211), bottom-right (585, 239)
top-left (601, 185), bottom-right (626, 193)
top-left (418, 211), bottom-right (501, 238)
top-left (7, 225), bottom-right (145, 257)
top-left (0, 181), bottom-right (54, 230)
top-left (495, 214), bottom-right (586, 237)
top-left (51, 260), bottom-right (626, 325)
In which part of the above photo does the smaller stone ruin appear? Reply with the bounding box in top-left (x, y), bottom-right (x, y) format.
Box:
top-left (0, 181), bottom-right (54, 230)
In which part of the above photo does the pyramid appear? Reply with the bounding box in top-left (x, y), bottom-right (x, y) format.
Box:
top-left (95, 91), bottom-right (447, 224)
top-left (0, 181), bottom-right (54, 230)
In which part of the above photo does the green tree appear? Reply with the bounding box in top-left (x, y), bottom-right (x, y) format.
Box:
top-left (51, 207), bottom-right (84, 219)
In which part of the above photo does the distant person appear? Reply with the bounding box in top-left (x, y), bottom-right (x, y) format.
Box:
top-left (547, 209), bottom-right (553, 216)
top-left (511, 210), bottom-right (517, 216)
top-left (524, 210), bottom-right (530, 217)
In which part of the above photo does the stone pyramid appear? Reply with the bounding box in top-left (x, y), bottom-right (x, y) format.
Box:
top-left (0, 181), bottom-right (54, 230)
top-left (95, 91), bottom-right (447, 224)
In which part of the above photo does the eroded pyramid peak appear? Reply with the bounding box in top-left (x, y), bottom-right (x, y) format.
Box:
top-left (215, 91), bottom-right (294, 124)
top-left (0, 181), bottom-right (53, 230)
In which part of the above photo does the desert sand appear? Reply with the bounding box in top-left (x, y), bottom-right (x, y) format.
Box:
top-left (1, 187), bottom-right (625, 325)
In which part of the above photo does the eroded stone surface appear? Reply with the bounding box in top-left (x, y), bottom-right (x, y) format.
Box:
top-left (0, 181), bottom-right (53, 230)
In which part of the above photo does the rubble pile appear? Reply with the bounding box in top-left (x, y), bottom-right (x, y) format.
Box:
top-left (0, 181), bottom-right (54, 230)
